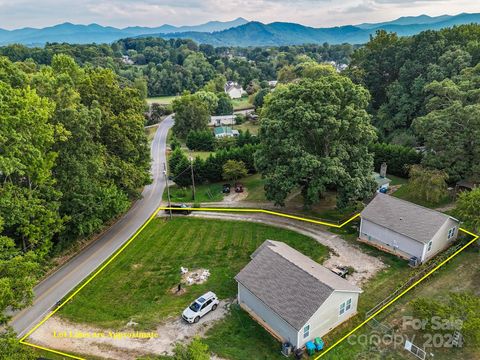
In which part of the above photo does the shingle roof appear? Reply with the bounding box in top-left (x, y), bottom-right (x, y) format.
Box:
top-left (361, 193), bottom-right (458, 244)
top-left (235, 240), bottom-right (362, 331)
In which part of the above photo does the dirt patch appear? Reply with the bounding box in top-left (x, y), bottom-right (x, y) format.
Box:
top-left (222, 189), bottom-right (248, 203)
top-left (29, 300), bottom-right (232, 360)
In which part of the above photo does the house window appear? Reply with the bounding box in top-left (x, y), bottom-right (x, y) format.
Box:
top-left (448, 227), bottom-right (456, 240)
top-left (339, 298), bottom-right (352, 315)
top-left (303, 325), bottom-right (310, 339)
top-left (346, 298), bottom-right (352, 311)
top-left (427, 241), bottom-right (433, 252)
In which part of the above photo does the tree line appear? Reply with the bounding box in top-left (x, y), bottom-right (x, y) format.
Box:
top-left (0, 39), bottom-right (355, 98)
top-left (349, 24), bottom-right (480, 184)
top-left (0, 54), bottom-right (150, 354)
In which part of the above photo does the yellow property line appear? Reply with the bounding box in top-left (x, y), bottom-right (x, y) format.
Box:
top-left (17, 206), bottom-right (477, 360)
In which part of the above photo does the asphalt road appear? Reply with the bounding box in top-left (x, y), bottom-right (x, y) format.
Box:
top-left (11, 115), bottom-right (174, 339)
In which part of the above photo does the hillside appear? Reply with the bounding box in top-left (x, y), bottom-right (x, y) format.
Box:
top-left (1, 13), bottom-right (480, 46)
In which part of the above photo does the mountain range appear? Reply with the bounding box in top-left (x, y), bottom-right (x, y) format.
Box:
top-left (1, 13), bottom-right (479, 47)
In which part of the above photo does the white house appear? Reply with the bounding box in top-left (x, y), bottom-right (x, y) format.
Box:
top-left (224, 81), bottom-right (245, 99)
top-left (359, 194), bottom-right (460, 264)
top-left (209, 115), bottom-right (236, 127)
top-left (235, 240), bottom-right (362, 348)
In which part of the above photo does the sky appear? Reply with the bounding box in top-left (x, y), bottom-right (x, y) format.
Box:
top-left (0, 0), bottom-right (479, 30)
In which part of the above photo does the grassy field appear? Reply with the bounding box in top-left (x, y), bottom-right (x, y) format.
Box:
top-left (163, 174), bottom-right (267, 204)
top-left (205, 305), bottom-right (286, 360)
top-left (235, 120), bottom-right (259, 135)
top-left (145, 124), bottom-right (158, 142)
top-left (58, 218), bottom-right (329, 331)
top-left (164, 183), bottom-right (224, 203)
top-left (146, 96), bottom-right (178, 105)
top-left (232, 97), bottom-right (253, 111)
top-left (388, 174), bottom-right (408, 186)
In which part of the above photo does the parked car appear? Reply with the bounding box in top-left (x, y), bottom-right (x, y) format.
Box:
top-left (182, 291), bottom-right (219, 323)
top-left (235, 183), bottom-right (244, 193)
top-left (165, 203), bottom-right (191, 215)
top-left (222, 183), bottom-right (231, 194)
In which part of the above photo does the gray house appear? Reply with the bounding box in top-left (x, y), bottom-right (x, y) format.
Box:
top-left (235, 241), bottom-right (362, 348)
top-left (359, 194), bottom-right (460, 264)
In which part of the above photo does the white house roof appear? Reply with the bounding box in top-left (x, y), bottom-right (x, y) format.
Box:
top-left (235, 240), bottom-right (361, 331)
top-left (361, 194), bottom-right (458, 244)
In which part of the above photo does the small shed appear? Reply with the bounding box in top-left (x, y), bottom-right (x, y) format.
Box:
top-left (235, 240), bottom-right (362, 348)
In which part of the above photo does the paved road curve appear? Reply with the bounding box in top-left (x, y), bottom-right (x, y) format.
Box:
top-left (11, 116), bottom-right (174, 338)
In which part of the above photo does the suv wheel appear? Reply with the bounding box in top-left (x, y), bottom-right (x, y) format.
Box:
top-left (194, 316), bottom-right (200, 323)
top-left (212, 304), bottom-right (217, 311)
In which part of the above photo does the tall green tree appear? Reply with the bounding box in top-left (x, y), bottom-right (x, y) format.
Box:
top-left (255, 74), bottom-right (377, 208)
top-left (413, 64), bottom-right (480, 182)
top-left (455, 188), bottom-right (480, 231)
top-left (172, 94), bottom-right (210, 138)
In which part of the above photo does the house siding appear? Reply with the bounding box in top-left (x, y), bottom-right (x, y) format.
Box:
top-left (209, 115), bottom-right (236, 127)
top-left (237, 283), bottom-right (299, 346)
top-left (297, 291), bottom-right (360, 348)
top-left (226, 88), bottom-right (243, 99)
top-left (359, 218), bottom-right (425, 260)
top-left (423, 218), bottom-right (459, 262)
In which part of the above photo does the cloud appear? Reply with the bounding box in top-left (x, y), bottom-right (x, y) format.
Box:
top-left (0, 0), bottom-right (478, 30)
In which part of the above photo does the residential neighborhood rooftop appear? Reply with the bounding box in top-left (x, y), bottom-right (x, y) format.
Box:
top-left (361, 193), bottom-right (458, 244)
top-left (235, 240), bottom-right (361, 331)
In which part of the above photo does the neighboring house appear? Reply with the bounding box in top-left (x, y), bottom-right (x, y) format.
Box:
top-left (224, 81), bottom-right (245, 99)
top-left (235, 240), bottom-right (362, 348)
top-left (214, 126), bottom-right (239, 138)
top-left (359, 194), bottom-right (460, 264)
top-left (209, 115), bottom-right (236, 127)
top-left (121, 55), bottom-right (134, 65)
top-left (373, 172), bottom-right (391, 192)
top-left (268, 80), bottom-right (278, 88)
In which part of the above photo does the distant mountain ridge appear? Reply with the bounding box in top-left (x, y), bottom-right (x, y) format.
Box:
top-left (152, 13), bottom-right (480, 46)
top-left (0, 18), bottom-right (249, 46)
top-left (0, 13), bottom-right (479, 47)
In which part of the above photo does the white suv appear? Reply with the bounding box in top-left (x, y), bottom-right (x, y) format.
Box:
top-left (182, 291), bottom-right (219, 323)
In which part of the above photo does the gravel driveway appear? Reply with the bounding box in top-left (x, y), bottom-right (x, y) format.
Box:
top-left (189, 211), bottom-right (386, 286)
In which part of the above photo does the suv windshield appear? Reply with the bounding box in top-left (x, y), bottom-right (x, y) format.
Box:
top-left (189, 302), bottom-right (201, 312)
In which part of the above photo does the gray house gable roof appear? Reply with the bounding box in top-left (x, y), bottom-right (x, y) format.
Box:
top-left (361, 194), bottom-right (459, 244)
top-left (235, 240), bottom-right (361, 331)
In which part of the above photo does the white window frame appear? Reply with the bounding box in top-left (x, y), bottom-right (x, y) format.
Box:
top-left (448, 227), bottom-right (456, 240)
top-left (427, 241), bottom-right (433, 252)
top-left (340, 298), bottom-right (352, 315)
top-left (303, 324), bottom-right (310, 339)
top-left (346, 298), bottom-right (352, 311)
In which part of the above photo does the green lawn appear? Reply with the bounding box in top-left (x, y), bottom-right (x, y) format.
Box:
top-left (388, 174), bottom-right (408, 186)
top-left (58, 218), bottom-right (329, 331)
top-left (164, 183), bottom-right (224, 203)
top-left (205, 305), bottom-right (286, 360)
top-left (232, 97), bottom-right (253, 111)
top-left (146, 96), bottom-right (178, 105)
top-left (235, 121), bottom-right (259, 135)
top-left (163, 174), bottom-right (267, 204)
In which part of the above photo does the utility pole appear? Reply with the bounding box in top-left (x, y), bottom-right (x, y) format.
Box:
top-left (163, 162), bottom-right (172, 219)
top-left (190, 153), bottom-right (196, 201)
